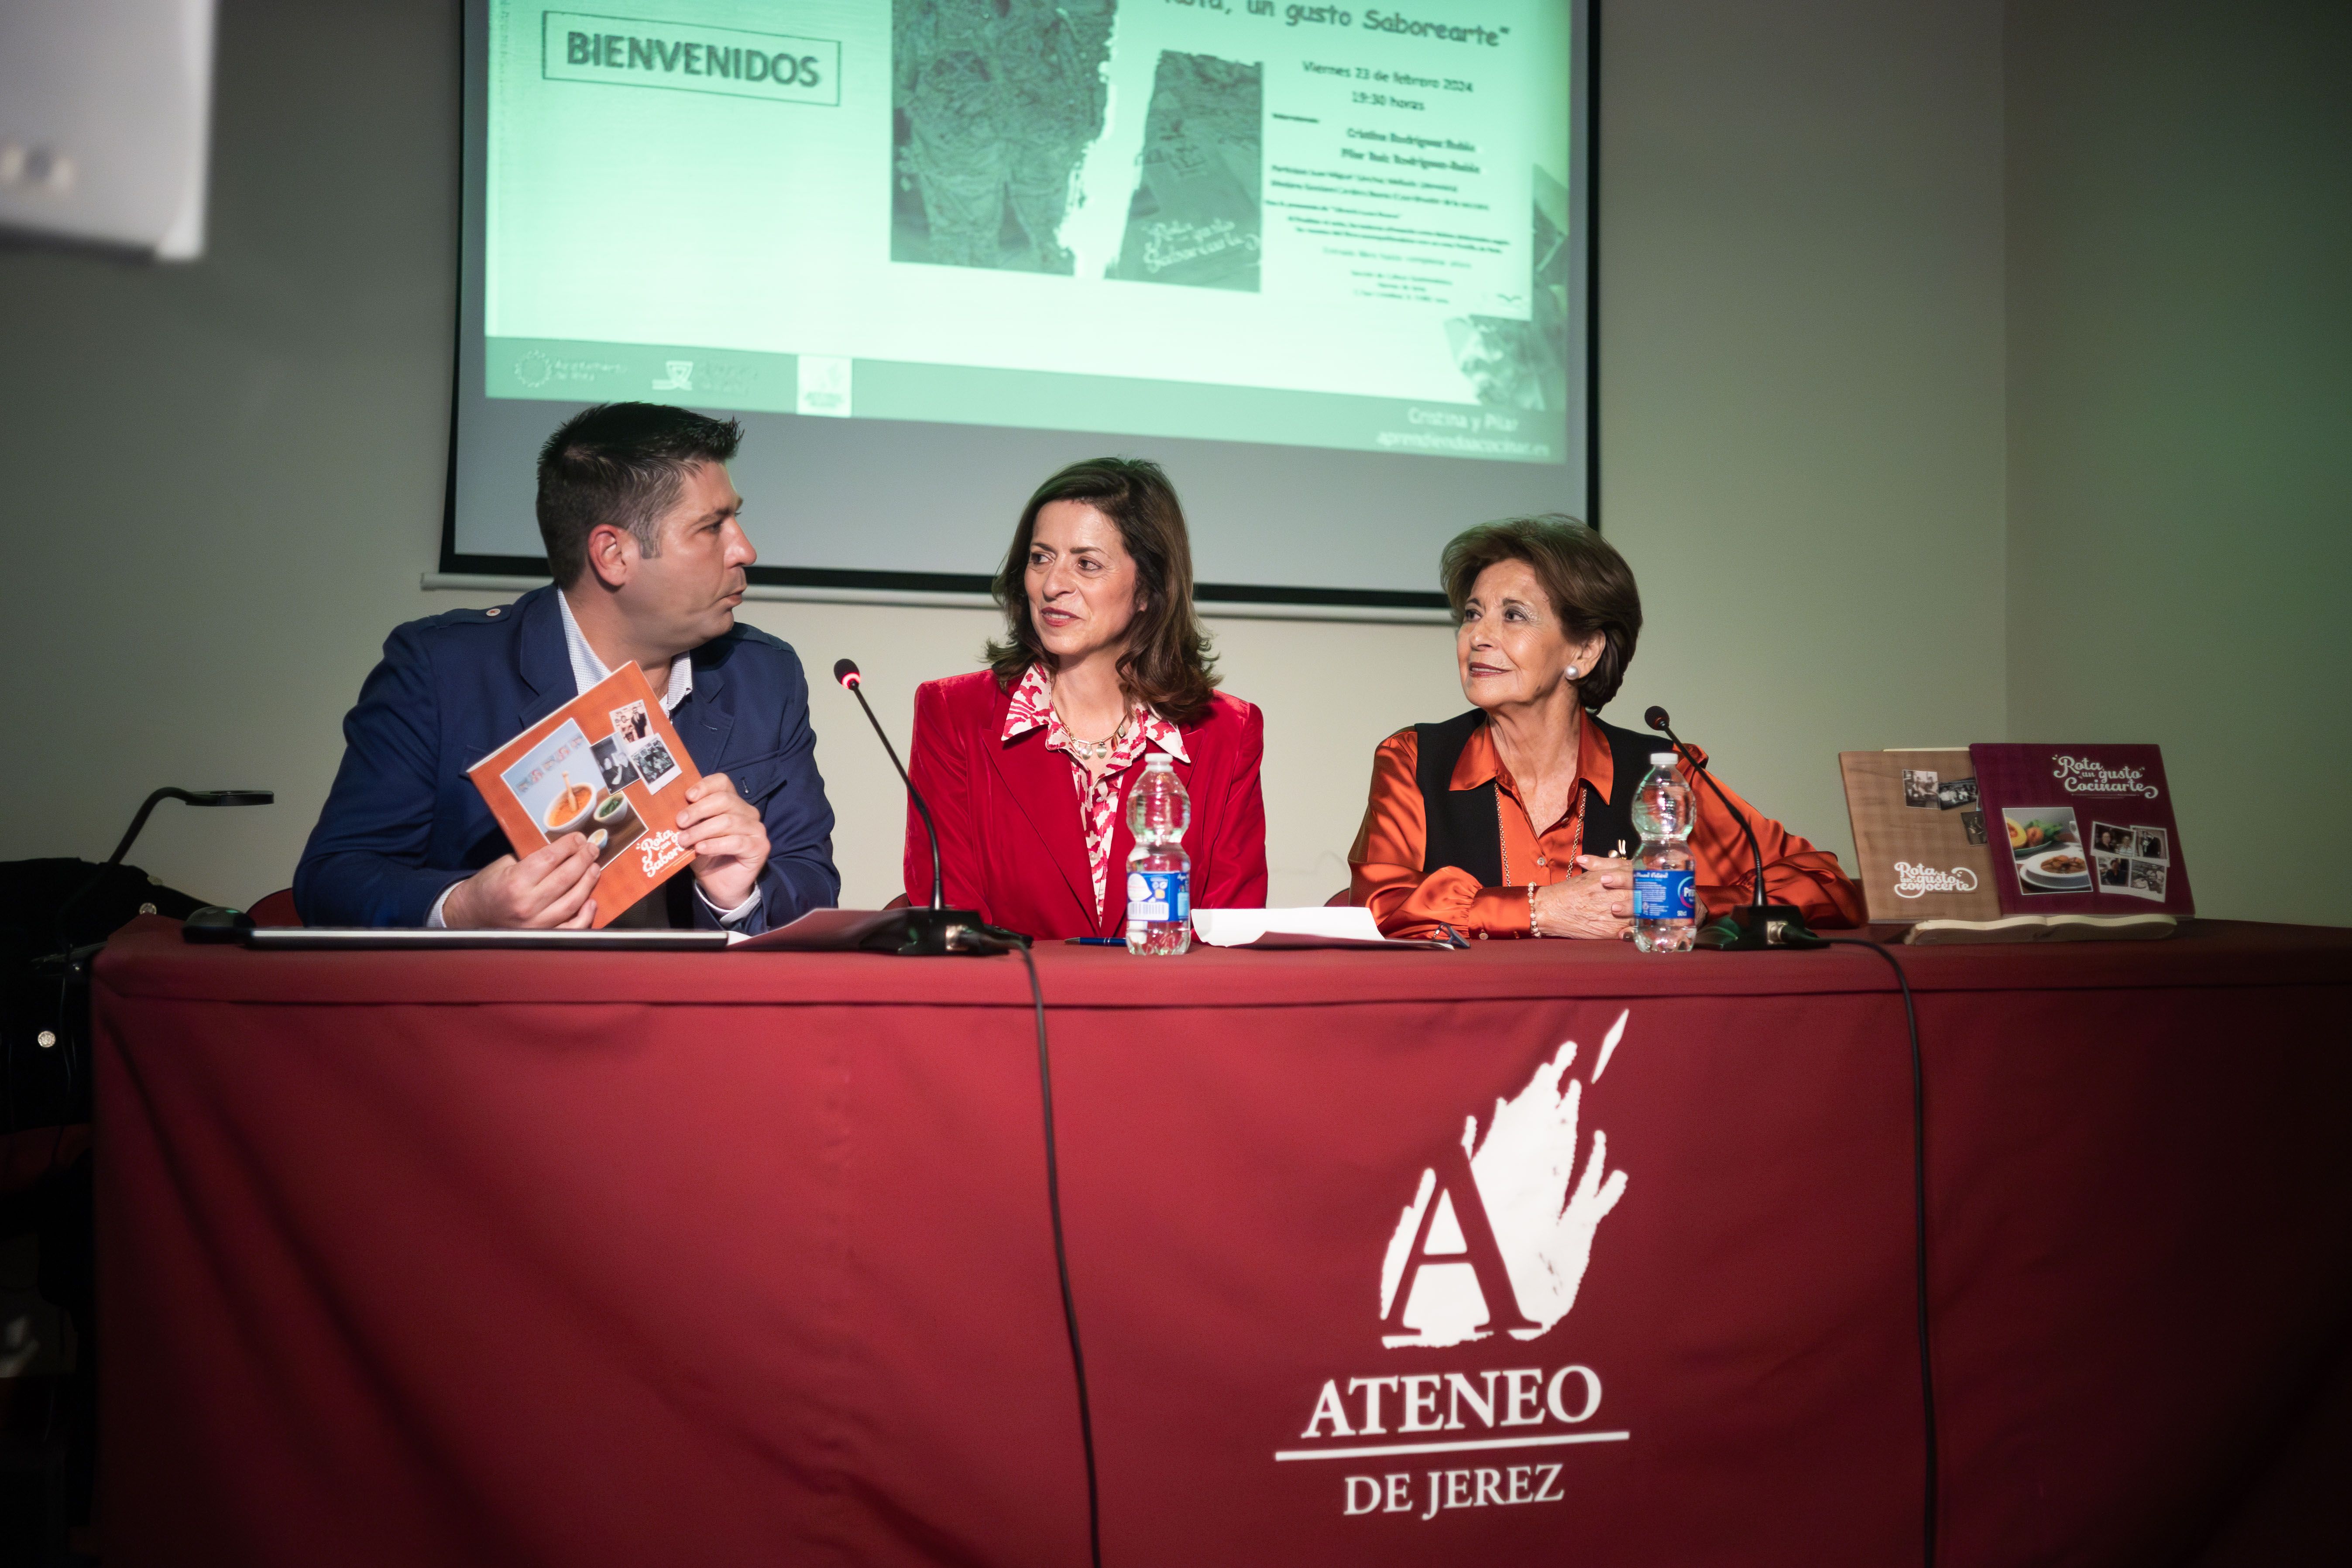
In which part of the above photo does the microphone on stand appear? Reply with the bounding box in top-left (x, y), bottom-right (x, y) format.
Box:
top-left (840, 660), bottom-right (1088, 1562)
top-left (833, 659), bottom-right (1007, 957)
top-left (1642, 705), bottom-right (1811, 950)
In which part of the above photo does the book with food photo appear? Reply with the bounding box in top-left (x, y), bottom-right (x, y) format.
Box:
top-left (465, 662), bottom-right (703, 928)
top-left (1967, 742), bottom-right (2194, 920)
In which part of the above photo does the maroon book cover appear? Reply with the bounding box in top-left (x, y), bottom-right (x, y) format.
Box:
top-left (1968, 744), bottom-right (2194, 917)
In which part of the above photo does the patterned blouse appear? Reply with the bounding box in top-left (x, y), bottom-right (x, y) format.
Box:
top-left (1002, 663), bottom-right (1189, 918)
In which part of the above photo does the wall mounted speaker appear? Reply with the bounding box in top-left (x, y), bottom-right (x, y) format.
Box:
top-left (0, 0), bottom-right (217, 260)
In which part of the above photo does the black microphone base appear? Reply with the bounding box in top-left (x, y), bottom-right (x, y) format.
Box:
top-left (1695, 903), bottom-right (1813, 950)
top-left (869, 907), bottom-right (1015, 957)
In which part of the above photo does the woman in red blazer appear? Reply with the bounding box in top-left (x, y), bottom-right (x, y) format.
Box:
top-left (903, 458), bottom-right (1268, 939)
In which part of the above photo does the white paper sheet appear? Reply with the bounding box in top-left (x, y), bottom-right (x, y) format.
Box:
top-left (1190, 908), bottom-right (1452, 950)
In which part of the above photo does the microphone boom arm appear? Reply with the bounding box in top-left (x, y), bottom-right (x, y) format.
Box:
top-left (830, 658), bottom-right (1016, 957)
top-left (842, 676), bottom-right (944, 911)
top-left (1649, 723), bottom-right (1767, 910)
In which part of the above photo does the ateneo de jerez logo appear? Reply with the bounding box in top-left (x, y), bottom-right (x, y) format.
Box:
top-left (1277, 1012), bottom-right (1634, 1520)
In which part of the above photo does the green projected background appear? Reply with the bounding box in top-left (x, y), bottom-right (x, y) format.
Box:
top-left (481, 0), bottom-right (1576, 465)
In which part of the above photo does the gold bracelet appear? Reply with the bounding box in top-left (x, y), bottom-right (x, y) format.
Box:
top-left (1528, 882), bottom-right (1538, 938)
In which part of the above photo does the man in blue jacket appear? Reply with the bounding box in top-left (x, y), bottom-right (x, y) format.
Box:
top-left (296, 403), bottom-right (839, 931)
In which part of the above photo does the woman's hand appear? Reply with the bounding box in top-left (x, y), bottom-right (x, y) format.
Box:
top-left (1530, 854), bottom-right (1634, 940)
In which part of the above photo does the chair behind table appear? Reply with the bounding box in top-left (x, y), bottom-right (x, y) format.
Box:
top-left (248, 889), bottom-right (301, 927)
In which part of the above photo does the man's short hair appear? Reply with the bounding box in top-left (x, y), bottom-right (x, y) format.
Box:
top-left (536, 403), bottom-right (743, 586)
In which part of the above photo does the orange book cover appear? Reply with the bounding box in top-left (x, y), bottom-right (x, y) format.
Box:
top-left (466, 663), bottom-right (700, 928)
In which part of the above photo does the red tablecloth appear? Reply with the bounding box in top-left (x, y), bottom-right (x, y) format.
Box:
top-left (93, 918), bottom-right (2352, 1567)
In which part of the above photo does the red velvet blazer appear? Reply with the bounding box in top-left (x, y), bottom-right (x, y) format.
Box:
top-left (902, 670), bottom-right (1269, 939)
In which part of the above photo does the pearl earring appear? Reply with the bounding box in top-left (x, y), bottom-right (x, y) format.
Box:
top-left (1565, 664), bottom-right (1579, 680)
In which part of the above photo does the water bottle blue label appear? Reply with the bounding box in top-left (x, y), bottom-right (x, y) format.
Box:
top-left (1126, 870), bottom-right (1189, 923)
top-left (1632, 868), bottom-right (1695, 920)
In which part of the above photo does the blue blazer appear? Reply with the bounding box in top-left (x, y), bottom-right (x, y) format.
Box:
top-left (295, 586), bottom-right (839, 931)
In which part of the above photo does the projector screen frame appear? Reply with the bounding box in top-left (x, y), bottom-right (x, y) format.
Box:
top-left (437, 0), bottom-right (1598, 615)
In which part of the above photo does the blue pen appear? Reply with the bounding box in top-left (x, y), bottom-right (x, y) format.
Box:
top-left (1066, 937), bottom-right (1127, 946)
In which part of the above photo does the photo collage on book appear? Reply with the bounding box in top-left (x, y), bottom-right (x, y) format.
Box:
top-left (1968, 743), bottom-right (2192, 918)
top-left (1839, 749), bottom-right (2001, 923)
top-left (467, 663), bottom-right (703, 927)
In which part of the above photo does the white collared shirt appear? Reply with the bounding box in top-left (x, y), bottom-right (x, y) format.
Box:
top-left (428, 593), bottom-right (759, 926)
top-left (554, 587), bottom-right (692, 714)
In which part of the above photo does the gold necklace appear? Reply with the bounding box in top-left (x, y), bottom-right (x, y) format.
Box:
top-left (1497, 786), bottom-right (1512, 885)
top-left (1064, 712), bottom-right (1129, 765)
top-left (1496, 710), bottom-right (1587, 885)
top-left (1499, 774), bottom-right (1586, 886)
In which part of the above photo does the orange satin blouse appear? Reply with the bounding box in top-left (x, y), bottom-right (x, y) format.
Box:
top-left (1347, 713), bottom-right (1865, 939)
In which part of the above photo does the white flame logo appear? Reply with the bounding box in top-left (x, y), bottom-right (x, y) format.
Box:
top-left (1379, 1012), bottom-right (1631, 1348)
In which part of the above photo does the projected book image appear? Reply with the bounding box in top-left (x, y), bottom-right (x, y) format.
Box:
top-left (1110, 51), bottom-right (1262, 292)
top-left (892, 0), bottom-right (1115, 274)
top-left (1445, 167), bottom-right (1573, 415)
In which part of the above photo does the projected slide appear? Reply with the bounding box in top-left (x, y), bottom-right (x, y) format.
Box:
top-left (482, 0), bottom-right (1573, 463)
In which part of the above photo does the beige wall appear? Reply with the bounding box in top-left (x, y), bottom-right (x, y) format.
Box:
top-left (1600, 0), bottom-right (2007, 874)
top-left (2005, 0), bottom-right (2352, 925)
top-left (0, 0), bottom-right (2044, 916)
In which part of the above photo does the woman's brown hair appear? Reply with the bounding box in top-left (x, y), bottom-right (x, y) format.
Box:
top-left (1439, 515), bottom-right (1643, 712)
top-left (985, 458), bottom-right (1220, 724)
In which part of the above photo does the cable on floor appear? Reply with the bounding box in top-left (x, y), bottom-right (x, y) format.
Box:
top-left (1816, 935), bottom-right (1939, 1568)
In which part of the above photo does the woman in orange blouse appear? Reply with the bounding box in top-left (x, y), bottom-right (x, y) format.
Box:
top-left (1349, 517), bottom-right (1863, 940)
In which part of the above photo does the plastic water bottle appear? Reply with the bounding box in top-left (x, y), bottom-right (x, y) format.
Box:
top-left (1125, 753), bottom-right (1192, 955)
top-left (1631, 751), bottom-right (1698, 953)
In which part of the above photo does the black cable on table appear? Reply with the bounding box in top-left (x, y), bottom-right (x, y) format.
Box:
top-left (1818, 936), bottom-right (1939, 1568)
top-left (994, 936), bottom-right (1102, 1568)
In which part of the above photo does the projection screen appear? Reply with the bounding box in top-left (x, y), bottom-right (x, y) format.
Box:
top-left (443, 0), bottom-right (1593, 612)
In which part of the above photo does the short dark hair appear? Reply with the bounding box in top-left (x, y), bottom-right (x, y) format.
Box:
top-left (985, 458), bottom-right (1220, 725)
top-left (536, 403), bottom-right (743, 586)
top-left (1440, 515), bottom-right (1643, 711)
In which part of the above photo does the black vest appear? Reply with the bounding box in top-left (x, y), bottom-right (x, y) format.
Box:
top-left (1413, 709), bottom-right (1655, 884)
